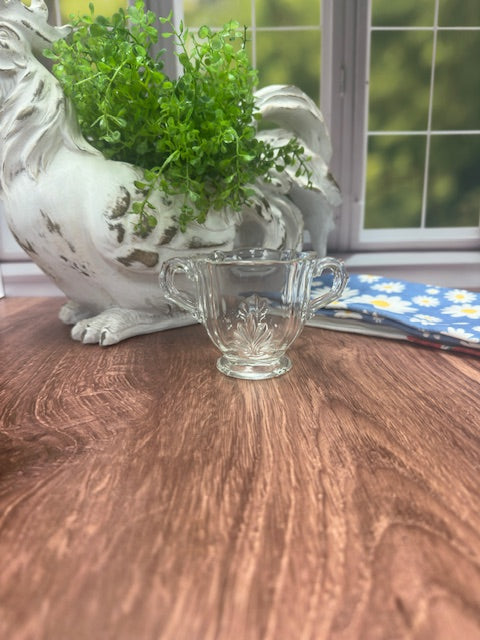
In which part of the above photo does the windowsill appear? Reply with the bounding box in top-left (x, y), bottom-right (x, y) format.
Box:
top-left (334, 250), bottom-right (480, 288)
top-left (2, 250), bottom-right (480, 297)
top-left (0, 262), bottom-right (64, 297)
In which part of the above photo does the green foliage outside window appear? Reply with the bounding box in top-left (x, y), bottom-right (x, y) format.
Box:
top-left (368, 1), bottom-right (480, 229)
top-left (59, 0), bottom-right (126, 22)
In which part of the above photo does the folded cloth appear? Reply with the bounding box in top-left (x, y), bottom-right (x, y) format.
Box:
top-left (308, 273), bottom-right (480, 356)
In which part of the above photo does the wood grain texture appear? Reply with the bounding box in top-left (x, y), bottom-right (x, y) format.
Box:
top-left (1, 297), bottom-right (480, 640)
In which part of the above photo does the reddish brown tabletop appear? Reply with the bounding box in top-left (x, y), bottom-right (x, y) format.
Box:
top-left (1, 297), bottom-right (480, 640)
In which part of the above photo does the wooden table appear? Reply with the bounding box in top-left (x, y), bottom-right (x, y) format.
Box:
top-left (1, 297), bottom-right (480, 640)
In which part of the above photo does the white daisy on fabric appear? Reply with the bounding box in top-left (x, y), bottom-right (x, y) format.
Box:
top-left (473, 326), bottom-right (480, 333)
top-left (313, 285), bottom-right (358, 298)
top-left (311, 285), bottom-right (332, 296)
top-left (358, 274), bottom-right (381, 283)
top-left (412, 295), bottom-right (440, 307)
top-left (347, 294), bottom-right (417, 315)
top-left (327, 287), bottom-right (360, 307)
top-left (371, 312), bottom-right (384, 324)
top-left (445, 327), bottom-right (479, 342)
top-left (442, 305), bottom-right (480, 319)
top-left (333, 311), bottom-right (364, 319)
top-left (444, 289), bottom-right (476, 303)
top-left (426, 287), bottom-right (440, 295)
top-left (410, 314), bottom-right (441, 326)
top-left (313, 285), bottom-right (359, 308)
top-left (371, 281), bottom-right (405, 293)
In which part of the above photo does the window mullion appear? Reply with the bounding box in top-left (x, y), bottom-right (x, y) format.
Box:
top-left (47, 0), bottom-right (62, 26)
top-left (420, 0), bottom-right (440, 230)
top-left (135, 0), bottom-right (182, 78)
top-left (322, 0), bottom-right (370, 253)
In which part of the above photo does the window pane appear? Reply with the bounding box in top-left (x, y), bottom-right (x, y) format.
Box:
top-left (371, 0), bottom-right (435, 27)
top-left (256, 0), bottom-right (320, 28)
top-left (426, 135), bottom-right (480, 227)
top-left (369, 31), bottom-right (432, 131)
top-left (365, 135), bottom-right (425, 229)
top-left (438, 0), bottom-right (480, 26)
top-left (256, 30), bottom-right (320, 98)
top-left (184, 0), bottom-right (320, 28)
top-left (432, 31), bottom-right (480, 130)
top-left (60, 0), bottom-right (126, 21)
top-left (183, 0), bottom-right (251, 28)
top-left (184, 2), bottom-right (321, 102)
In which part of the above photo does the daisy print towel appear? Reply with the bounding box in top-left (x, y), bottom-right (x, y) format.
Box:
top-left (308, 273), bottom-right (480, 356)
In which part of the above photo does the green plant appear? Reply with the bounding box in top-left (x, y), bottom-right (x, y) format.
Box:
top-left (45, 1), bottom-right (311, 235)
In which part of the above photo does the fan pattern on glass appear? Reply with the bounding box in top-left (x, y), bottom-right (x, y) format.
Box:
top-left (232, 295), bottom-right (274, 356)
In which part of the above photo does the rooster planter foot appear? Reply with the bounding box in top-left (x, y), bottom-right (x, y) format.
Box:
top-left (0, 0), bottom-right (341, 345)
top-left (67, 307), bottom-right (192, 346)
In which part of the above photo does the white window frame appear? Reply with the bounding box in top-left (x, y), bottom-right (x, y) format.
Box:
top-left (322, 0), bottom-right (480, 286)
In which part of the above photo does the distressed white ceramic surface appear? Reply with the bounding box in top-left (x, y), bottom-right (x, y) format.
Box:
top-left (0, 0), bottom-right (341, 344)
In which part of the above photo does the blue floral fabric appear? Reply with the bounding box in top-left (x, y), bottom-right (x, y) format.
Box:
top-left (308, 273), bottom-right (480, 356)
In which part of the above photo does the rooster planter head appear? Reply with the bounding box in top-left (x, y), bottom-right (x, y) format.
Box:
top-left (0, 0), bottom-right (341, 345)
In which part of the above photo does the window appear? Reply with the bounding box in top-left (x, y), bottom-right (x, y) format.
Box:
top-left (328, 0), bottom-right (480, 253)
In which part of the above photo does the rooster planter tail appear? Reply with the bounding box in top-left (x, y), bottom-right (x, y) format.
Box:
top-left (0, 0), bottom-right (341, 345)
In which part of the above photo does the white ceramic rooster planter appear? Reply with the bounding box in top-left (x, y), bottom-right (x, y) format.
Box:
top-left (0, 0), bottom-right (341, 345)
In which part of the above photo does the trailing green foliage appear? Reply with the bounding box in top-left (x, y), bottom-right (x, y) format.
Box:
top-left (45, 1), bottom-right (311, 234)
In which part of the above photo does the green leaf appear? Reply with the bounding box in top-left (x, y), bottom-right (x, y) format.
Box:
top-left (198, 25), bottom-right (211, 39)
top-left (103, 130), bottom-right (121, 142)
top-left (159, 11), bottom-right (173, 24)
top-left (210, 35), bottom-right (223, 51)
top-left (222, 129), bottom-right (236, 143)
top-left (178, 52), bottom-right (189, 67)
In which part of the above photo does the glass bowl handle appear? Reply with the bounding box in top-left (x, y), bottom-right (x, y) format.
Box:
top-left (159, 257), bottom-right (199, 320)
top-left (309, 258), bottom-right (348, 314)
